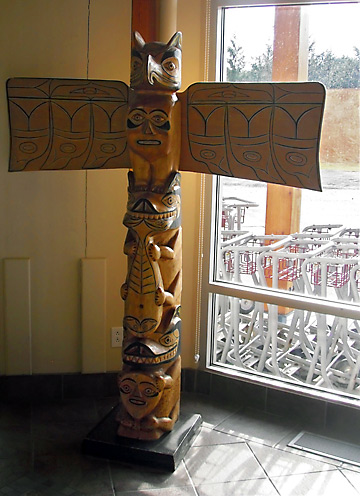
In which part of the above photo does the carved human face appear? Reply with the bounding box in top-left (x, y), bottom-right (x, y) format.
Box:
top-left (123, 307), bottom-right (181, 367)
top-left (125, 172), bottom-right (182, 230)
top-left (118, 372), bottom-right (165, 419)
top-left (127, 93), bottom-right (176, 162)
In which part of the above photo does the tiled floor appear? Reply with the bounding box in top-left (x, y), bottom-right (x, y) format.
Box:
top-left (1, 392), bottom-right (360, 495)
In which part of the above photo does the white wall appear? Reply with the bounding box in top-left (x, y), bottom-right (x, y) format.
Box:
top-left (0, 0), bottom-right (206, 375)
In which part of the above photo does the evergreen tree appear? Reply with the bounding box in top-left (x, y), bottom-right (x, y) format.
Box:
top-left (226, 35), bottom-right (245, 81)
top-left (247, 44), bottom-right (273, 82)
top-left (308, 42), bottom-right (360, 88)
top-left (226, 35), bottom-right (359, 88)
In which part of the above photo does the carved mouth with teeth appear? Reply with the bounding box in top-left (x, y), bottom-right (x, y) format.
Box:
top-left (136, 140), bottom-right (161, 145)
top-left (123, 340), bottom-right (179, 366)
top-left (125, 198), bottom-right (179, 225)
top-left (130, 210), bottom-right (175, 220)
top-left (127, 198), bottom-right (178, 221)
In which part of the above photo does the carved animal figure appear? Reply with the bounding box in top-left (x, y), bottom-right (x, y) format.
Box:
top-left (127, 32), bottom-right (182, 192)
top-left (116, 357), bottom-right (181, 440)
top-left (121, 224), bottom-right (181, 337)
top-left (121, 171), bottom-right (182, 339)
top-left (130, 31), bottom-right (182, 91)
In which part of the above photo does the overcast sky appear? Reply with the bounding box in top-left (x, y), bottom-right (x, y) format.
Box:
top-left (224, 2), bottom-right (360, 64)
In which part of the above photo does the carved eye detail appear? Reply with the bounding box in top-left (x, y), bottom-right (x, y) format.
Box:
top-left (119, 382), bottom-right (133, 395)
top-left (162, 57), bottom-right (178, 75)
top-left (127, 110), bottom-right (146, 128)
top-left (150, 112), bottom-right (167, 125)
top-left (151, 115), bottom-right (165, 125)
top-left (160, 334), bottom-right (173, 346)
top-left (162, 194), bottom-right (179, 208)
top-left (131, 57), bottom-right (142, 72)
top-left (150, 111), bottom-right (170, 130)
top-left (132, 113), bottom-right (145, 123)
top-left (142, 386), bottom-right (158, 397)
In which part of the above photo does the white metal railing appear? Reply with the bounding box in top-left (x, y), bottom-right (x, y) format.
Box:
top-left (212, 220), bottom-right (360, 397)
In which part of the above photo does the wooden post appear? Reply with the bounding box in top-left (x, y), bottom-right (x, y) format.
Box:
top-left (265, 6), bottom-right (309, 308)
top-left (131, 0), bottom-right (157, 40)
top-left (265, 6), bottom-right (309, 238)
top-left (120, 0), bottom-right (184, 436)
top-left (132, 0), bottom-right (178, 43)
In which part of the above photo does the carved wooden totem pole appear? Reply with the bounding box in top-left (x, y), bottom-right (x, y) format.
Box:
top-left (118, 32), bottom-right (183, 439)
top-left (7, 31), bottom-right (325, 441)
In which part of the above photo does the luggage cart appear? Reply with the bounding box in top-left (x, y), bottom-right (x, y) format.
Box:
top-left (221, 197), bottom-right (258, 241)
top-left (222, 197), bottom-right (259, 231)
top-left (346, 264), bottom-right (360, 391)
top-left (215, 228), bottom-right (360, 393)
top-left (217, 235), bottom-right (291, 367)
top-left (256, 239), bottom-right (335, 377)
top-left (337, 227), bottom-right (360, 239)
top-left (302, 224), bottom-right (343, 236)
top-left (301, 243), bottom-right (360, 390)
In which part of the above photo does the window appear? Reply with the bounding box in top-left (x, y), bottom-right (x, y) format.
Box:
top-left (201, 0), bottom-right (360, 403)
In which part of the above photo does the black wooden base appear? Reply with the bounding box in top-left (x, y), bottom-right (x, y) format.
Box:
top-left (82, 404), bottom-right (202, 472)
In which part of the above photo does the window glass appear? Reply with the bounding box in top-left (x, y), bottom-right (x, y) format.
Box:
top-left (217, 2), bottom-right (360, 304)
top-left (206, 1), bottom-right (360, 400)
top-left (211, 292), bottom-right (360, 395)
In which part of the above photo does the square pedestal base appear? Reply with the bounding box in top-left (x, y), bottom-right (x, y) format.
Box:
top-left (82, 404), bottom-right (202, 472)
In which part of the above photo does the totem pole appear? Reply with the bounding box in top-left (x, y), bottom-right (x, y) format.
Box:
top-left (118, 32), bottom-right (183, 440)
top-left (6, 31), bottom-right (325, 442)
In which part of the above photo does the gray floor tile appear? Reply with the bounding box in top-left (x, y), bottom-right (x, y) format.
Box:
top-left (0, 459), bottom-right (32, 491)
top-left (1, 389), bottom-right (359, 495)
top-left (94, 396), bottom-right (119, 420)
top-left (278, 443), bottom-right (344, 467)
top-left (33, 437), bottom-right (81, 459)
top-left (181, 392), bottom-right (241, 428)
top-left (278, 429), bottom-right (354, 467)
top-left (184, 442), bottom-right (266, 486)
top-left (341, 462), bottom-right (360, 472)
top-left (0, 403), bottom-right (31, 428)
top-left (110, 460), bottom-right (193, 492)
top-left (271, 469), bottom-right (359, 496)
top-left (249, 442), bottom-right (338, 477)
top-left (0, 455), bottom-right (114, 496)
top-left (31, 398), bottom-right (99, 425)
top-left (196, 478), bottom-right (279, 496)
top-left (32, 421), bottom-right (96, 445)
top-left (0, 428), bottom-right (32, 459)
top-left (215, 408), bottom-right (299, 447)
top-left (342, 468), bottom-right (360, 493)
top-left (274, 427), bottom-right (308, 450)
top-left (115, 487), bottom-right (197, 496)
top-left (192, 426), bottom-right (246, 447)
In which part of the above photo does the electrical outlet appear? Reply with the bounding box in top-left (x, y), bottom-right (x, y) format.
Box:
top-left (111, 327), bottom-right (123, 347)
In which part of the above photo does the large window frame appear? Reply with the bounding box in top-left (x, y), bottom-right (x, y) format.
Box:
top-left (199, 0), bottom-right (360, 407)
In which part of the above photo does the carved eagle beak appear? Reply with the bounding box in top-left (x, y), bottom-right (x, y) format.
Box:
top-left (147, 55), bottom-right (158, 85)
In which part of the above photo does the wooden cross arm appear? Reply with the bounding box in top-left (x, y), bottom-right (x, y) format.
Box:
top-left (178, 82), bottom-right (325, 191)
top-left (7, 78), bottom-right (325, 191)
top-left (6, 78), bottom-right (129, 171)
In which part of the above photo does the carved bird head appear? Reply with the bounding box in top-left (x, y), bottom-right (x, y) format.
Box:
top-left (130, 31), bottom-right (182, 91)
